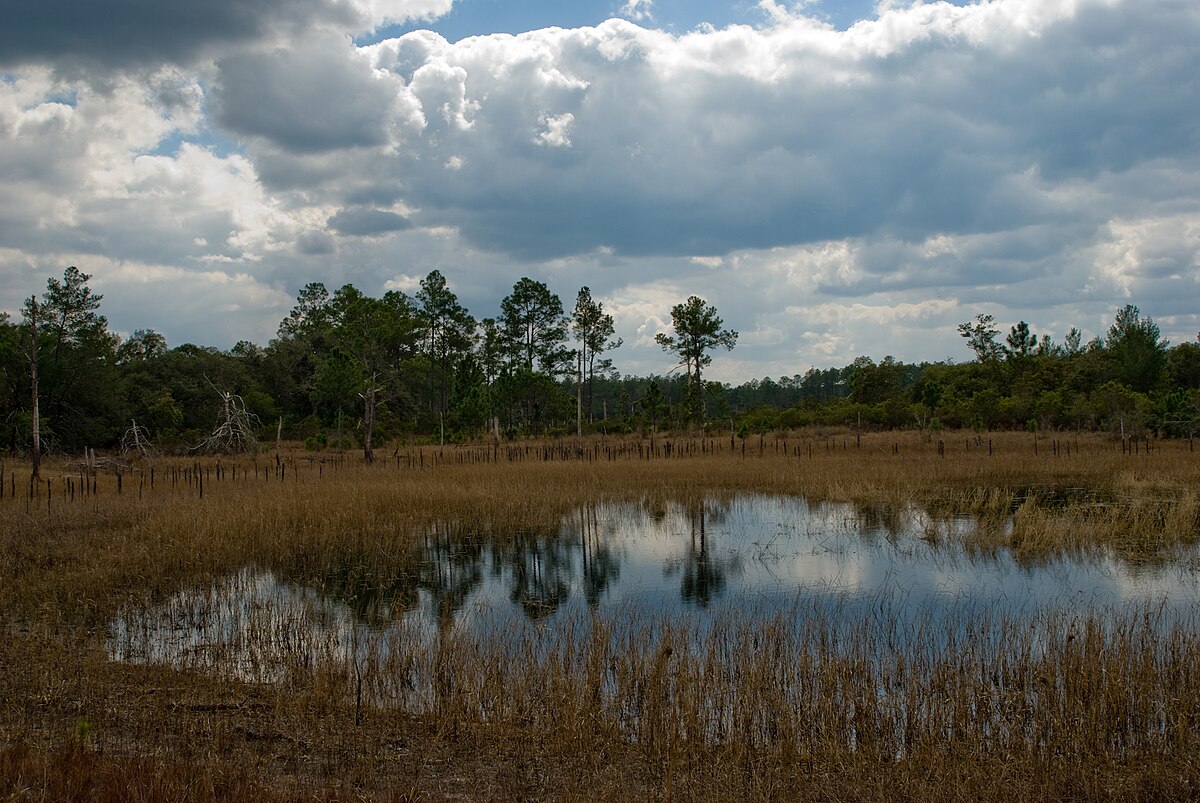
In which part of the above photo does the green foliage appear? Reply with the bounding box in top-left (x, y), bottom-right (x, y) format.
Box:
top-left (311, 352), bottom-right (366, 420)
top-left (5, 267), bottom-right (1200, 449)
top-left (1106, 304), bottom-right (1167, 393)
top-left (10, 410), bottom-right (55, 451)
top-left (500, 277), bottom-right (570, 375)
top-left (849, 356), bottom-right (905, 405)
top-left (1092, 380), bottom-right (1151, 435)
top-left (958, 314), bottom-right (1003, 362)
top-left (655, 296), bottom-right (737, 420)
top-left (1165, 342), bottom-right (1200, 390)
top-left (116, 329), bottom-right (168, 364)
top-left (451, 383), bottom-right (492, 435)
top-left (638, 380), bottom-right (666, 430)
top-left (418, 270), bottom-right (476, 439)
top-left (0, 313), bottom-right (24, 451)
top-left (1005, 320), bottom-right (1038, 358)
top-left (140, 391), bottom-right (184, 440)
top-left (1156, 390), bottom-right (1200, 438)
top-left (18, 267), bottom-right (122, 450)
top-left (741, 406), bottom-right (779, 435)
top-left (496, 369), bottom-right (572, 434)
top-left (74, 717), bottom-right (95, 747)
top-left (572, 286), bottom-right (621, 421)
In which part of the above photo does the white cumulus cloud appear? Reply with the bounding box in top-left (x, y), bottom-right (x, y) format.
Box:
top-left (3, 0), bottom-right (1200, 376)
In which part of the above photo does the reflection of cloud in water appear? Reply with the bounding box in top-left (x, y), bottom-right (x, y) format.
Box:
top-left (108, 567), bottom-right (440, 685)
top-left (110, 493), bottom-right (1200, 682)
top-left (1110, 556), bottom-right (1200, 604)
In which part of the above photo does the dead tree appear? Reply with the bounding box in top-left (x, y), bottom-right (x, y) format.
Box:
top-left (360, 379), bottom-right (382, 464)
top-left (26, 296), bottom-right (41, 481)
top-left (195, 379), bottom-right (260, 454)
top-left (120, 419), bottom-right (159, 464)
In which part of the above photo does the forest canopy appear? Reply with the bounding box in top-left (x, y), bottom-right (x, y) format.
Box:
top-left (3, 267), bottom-right (1199, 456)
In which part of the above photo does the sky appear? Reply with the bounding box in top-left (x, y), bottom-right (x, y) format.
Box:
top-left (2, 0), bottom-right (1198, 382)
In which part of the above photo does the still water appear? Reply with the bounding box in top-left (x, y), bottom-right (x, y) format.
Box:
top-left (109, 494), bottom-right (1200, 676)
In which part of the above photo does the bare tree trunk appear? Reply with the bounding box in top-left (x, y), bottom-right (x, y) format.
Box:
top-left (587, 356), bottom-right (595, 424)
top-left (361, 384), bottom-right (378, 464)
top-left (275, 417), bottom-right (282, 466)
top-left (692, 355), bottom-right (703, 422)
top-left (438, 347), bottom-right (446, 446)
top-left (576, 350), bottom-right (583, 438)
top-left (364, 392), bottom-right (375, 464)
top-left (28, 297), bottom-right (41, 481)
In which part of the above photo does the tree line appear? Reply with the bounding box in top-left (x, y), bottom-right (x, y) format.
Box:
top-left (726, 310), bottom-right (1199, 440)
top-left (0, 267), bottom-right (739, 460)
top-left (2, 266), bottom-right (1197, 462)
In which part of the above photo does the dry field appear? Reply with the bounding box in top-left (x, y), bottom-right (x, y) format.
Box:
top-left (2, 430), bottom-right (1199, 800)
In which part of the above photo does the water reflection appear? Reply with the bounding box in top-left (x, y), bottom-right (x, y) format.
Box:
top-left (424, 529), bottom-right (485, 627)
top-left (110, 494), bottom-right (1200, 676)
top-left (662, 502), bottom-right (740, 607)
top-left (500, 533), bottom-right (573, 619)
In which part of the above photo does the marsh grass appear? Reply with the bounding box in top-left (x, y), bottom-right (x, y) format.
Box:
top-left (2, 430), bottom-right (1200, 799)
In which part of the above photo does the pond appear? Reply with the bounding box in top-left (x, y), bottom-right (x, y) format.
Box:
top-left (109, 493), bottom-right (1200, 683)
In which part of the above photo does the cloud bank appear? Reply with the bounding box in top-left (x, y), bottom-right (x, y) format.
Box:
top-left (2, 0), bottom-right (1198, 378)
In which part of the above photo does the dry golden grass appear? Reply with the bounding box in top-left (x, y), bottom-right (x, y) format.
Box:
top-left (1, 429), bottom-right (1199, 800)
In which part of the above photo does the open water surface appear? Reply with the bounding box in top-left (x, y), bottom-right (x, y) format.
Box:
top-left (109, 493), bottom-right (1200, 677)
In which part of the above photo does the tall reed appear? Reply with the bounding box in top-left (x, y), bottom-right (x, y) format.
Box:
top-left (2, 429), bottom-right (1199, 799)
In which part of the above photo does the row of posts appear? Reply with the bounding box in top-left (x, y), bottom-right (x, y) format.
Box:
top-left (0, 431), bottom-right (1190, 506)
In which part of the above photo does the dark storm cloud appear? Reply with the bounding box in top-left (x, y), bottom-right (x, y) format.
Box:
top-left (0, 0), bottom-right (456, 72)
top-left (6, 0), bottom-right (1200, 372)
top-left (363, 2), bottom-right (1200, 263)
top-left (297, 230), bottom-right (336, 255)
top-left (210, 35), bottom-right (399, 153)
top-left (0, 0), bottom-right (343, 70)
top-left (328, 207), bottom-right (412, 236)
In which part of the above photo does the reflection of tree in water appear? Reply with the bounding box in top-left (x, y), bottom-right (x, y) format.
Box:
top-left (311, 552), bottom-right (423, 625)
top-left (305, 509), bottom-right (626, 627)
top-left (303, 494), bottom-right (759, 624)
top-left (583, 542), bottom-right (621, 608)
top-left (497, 531), bottom-right (575, 620)
top-left (563, 503), bottom-right (622, 608)
top-left (292, 524), bottom-right (487, 628)
top-left (851, 501), bottom-right (905, 537)
top-left (666, 499), bottom-right (740, 608)
top-left (419, 525), bottom-right (486, 628)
